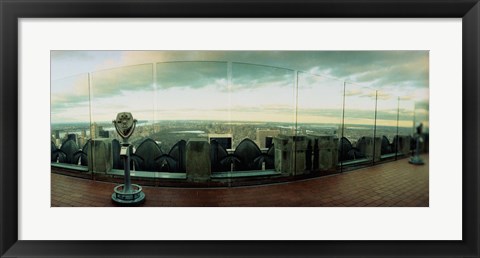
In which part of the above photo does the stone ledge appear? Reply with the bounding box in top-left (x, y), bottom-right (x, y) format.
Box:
top-left (211, 170), bottom-right (281, 179)
top-left (51, 163), bottom-right (89, 172)
top-left (107, 169), bottom-right (187, 180)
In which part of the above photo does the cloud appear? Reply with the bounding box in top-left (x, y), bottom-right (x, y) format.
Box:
top-left (120, 51), bottom-right (429, 91)
top-left (155, 60), bottom-right (296, 92)
top-left (53, 50), bottom-right (429, 94)
top-left (313, 51), bottom-right (429, 90)
top-left (223, 104), bottom-right (412, 124)
top-left (298, 71), bottom-right (344, 90)
top-left (360, 90), bottom-right (392, 101)
top-left (51, 101), bottom-right (89, 113)
top-left (51, 73), bottom-right (90, 111)
top-left (51, 51), bottom-right (90, 60)
top-left (52, 63), bottom-right (156, 114)
top-left (90, 63), bottom-right (154, 98)
top-left (51, 51), bottom-right (429, 123)
top-left (156, 61), bottom-right (227, 90)
top-left (51, 51), bottom-right (124, 80)
top-left (230, 62), bottom-right (294, 91)
top-left (414, 100), bottom-right (430, 113)
top-left (345, 89), bottom-right (363, 97)
top-left (399, 95), bottom-right (413, 101)
top-left (228, 104), bottom-right (294, 114)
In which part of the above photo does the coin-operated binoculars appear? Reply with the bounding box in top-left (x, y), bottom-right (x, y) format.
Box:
top-left (111, 112), bottom-right (146, 205)
top-left (409, 122), bottom-right (425, 165)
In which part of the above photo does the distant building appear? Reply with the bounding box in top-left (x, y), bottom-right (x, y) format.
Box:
top-left (78, 137), bottom-right (86, 149)
top-left (55, 138), bottom-right (62, 148)
top-left (99, 130), bottom-right (110, 138)
top-left (256, 129), bottom-right (280, 149)
top-left (208, 133), bottom-right (233, 150)
top-left (90, 123), bottom-right (100, 139)
top-left (54, 130), bottom-right (60, 139)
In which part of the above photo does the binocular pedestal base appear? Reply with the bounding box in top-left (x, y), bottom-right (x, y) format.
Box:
top-left (111, 184), bottom-right (145, 206)
top-left (409, 156), bottom-right (424, 165)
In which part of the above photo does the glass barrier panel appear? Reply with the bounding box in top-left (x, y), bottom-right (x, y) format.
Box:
top-left (398, 99), bottom-right (415, 136)
top-left (90, 63), bottom-right (155, 173)
top-left (51, 73), bottom-right (91, 170)
top-left (397, 99), bottom-right (415, 156)
top-left (230, 62), bottom-right (296, 173)
top-left (342, 83), bottom-right (377, 168)
top-left (414, 100), bottom-right (429, 133)
top-left (155, 61), bottom-right (229, 173)
top-left (374, 90), bottom-right (400, 160)
top-left (297, 72), bottom-right (343, 173)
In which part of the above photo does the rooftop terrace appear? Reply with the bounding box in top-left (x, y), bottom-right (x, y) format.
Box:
top-left (51, 154), bottom-right (428, 207)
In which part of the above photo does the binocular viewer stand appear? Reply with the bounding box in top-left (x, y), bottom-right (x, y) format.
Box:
top-left (111, 143), bottom-right (145, 205)
top-left (111, 112), bottom-right (145, 206)
top-left (409, 135), bottom-right (424, 165)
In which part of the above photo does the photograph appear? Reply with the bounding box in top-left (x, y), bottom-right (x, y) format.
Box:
top-left (51, 50), bottom-right (429, 207)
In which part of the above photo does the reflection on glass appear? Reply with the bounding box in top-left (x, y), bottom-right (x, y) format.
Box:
top-left (51, 73), bottom-right (90, 167)
top-left (297, 72), bottom-right (344, 173)
top-left (90, 64), bottom-right (154, 172)
top-left (90, 63), bottom-right (154, 143)
top-left (375, 90), bottom-right (400, 158)
top-left (341, 83), bottom-right (377, 165)
top-left (154, 61), bottom-right (229, 154)
top-left (191, 62), bottom-right (297, 173)
top-left (231, 62), bottom-right (296, 149)
top-left (399, 99), bottom-right (415, 136)
top-left (396, 98), bottom-right (416, 156)
top-left (297, 72), bottom-right (343, 137)
top-left (414, 100), bottom-right (429, 133)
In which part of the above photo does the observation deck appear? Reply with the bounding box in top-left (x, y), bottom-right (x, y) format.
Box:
top-left (51, 58), bottom-right (429, 207)
top-left (51, 154), bottom-right (428, 207)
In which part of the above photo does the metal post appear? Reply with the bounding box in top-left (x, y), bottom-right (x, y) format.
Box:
top-left (395, 97), bottom-right (400, 160)
top-left (340, 81), bottom-right (346, 173)
top-left (372, 90), bottom-right (378, 165)
top-left (88, 72), bottom-right (95, 181)
top-left (293, 70), bottom-right (299, 175)
top-left (153, 62), bottom-right (157, 134)
top-left (123, 144), bottom-right (132, 193)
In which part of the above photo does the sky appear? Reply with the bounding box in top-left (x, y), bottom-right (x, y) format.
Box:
top-left (51, 51), bottom-right (429, 128)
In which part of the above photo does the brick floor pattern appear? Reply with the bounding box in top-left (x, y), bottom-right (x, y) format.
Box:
top-left (51, 155), bottom-right (429, 207)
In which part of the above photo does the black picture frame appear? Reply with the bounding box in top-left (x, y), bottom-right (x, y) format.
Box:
top-left (1, 0), bottom-right (479, 257)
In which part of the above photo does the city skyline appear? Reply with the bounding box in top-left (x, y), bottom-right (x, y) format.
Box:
top-left (51, 51), bottom-right (429, 128)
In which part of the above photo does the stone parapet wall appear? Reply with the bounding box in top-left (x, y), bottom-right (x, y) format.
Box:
top-left (273, 135), bottom-right (309, 176)
top-left (307, 134), bottom-right (339, 172)
top-left (87, 138), bottom-right (112, 173)
top-left (186, 138), bottom-right (211, 182)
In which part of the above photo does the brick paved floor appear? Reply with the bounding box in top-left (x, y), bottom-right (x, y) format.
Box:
top-left (51, 155), bottom-right (428, 207)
